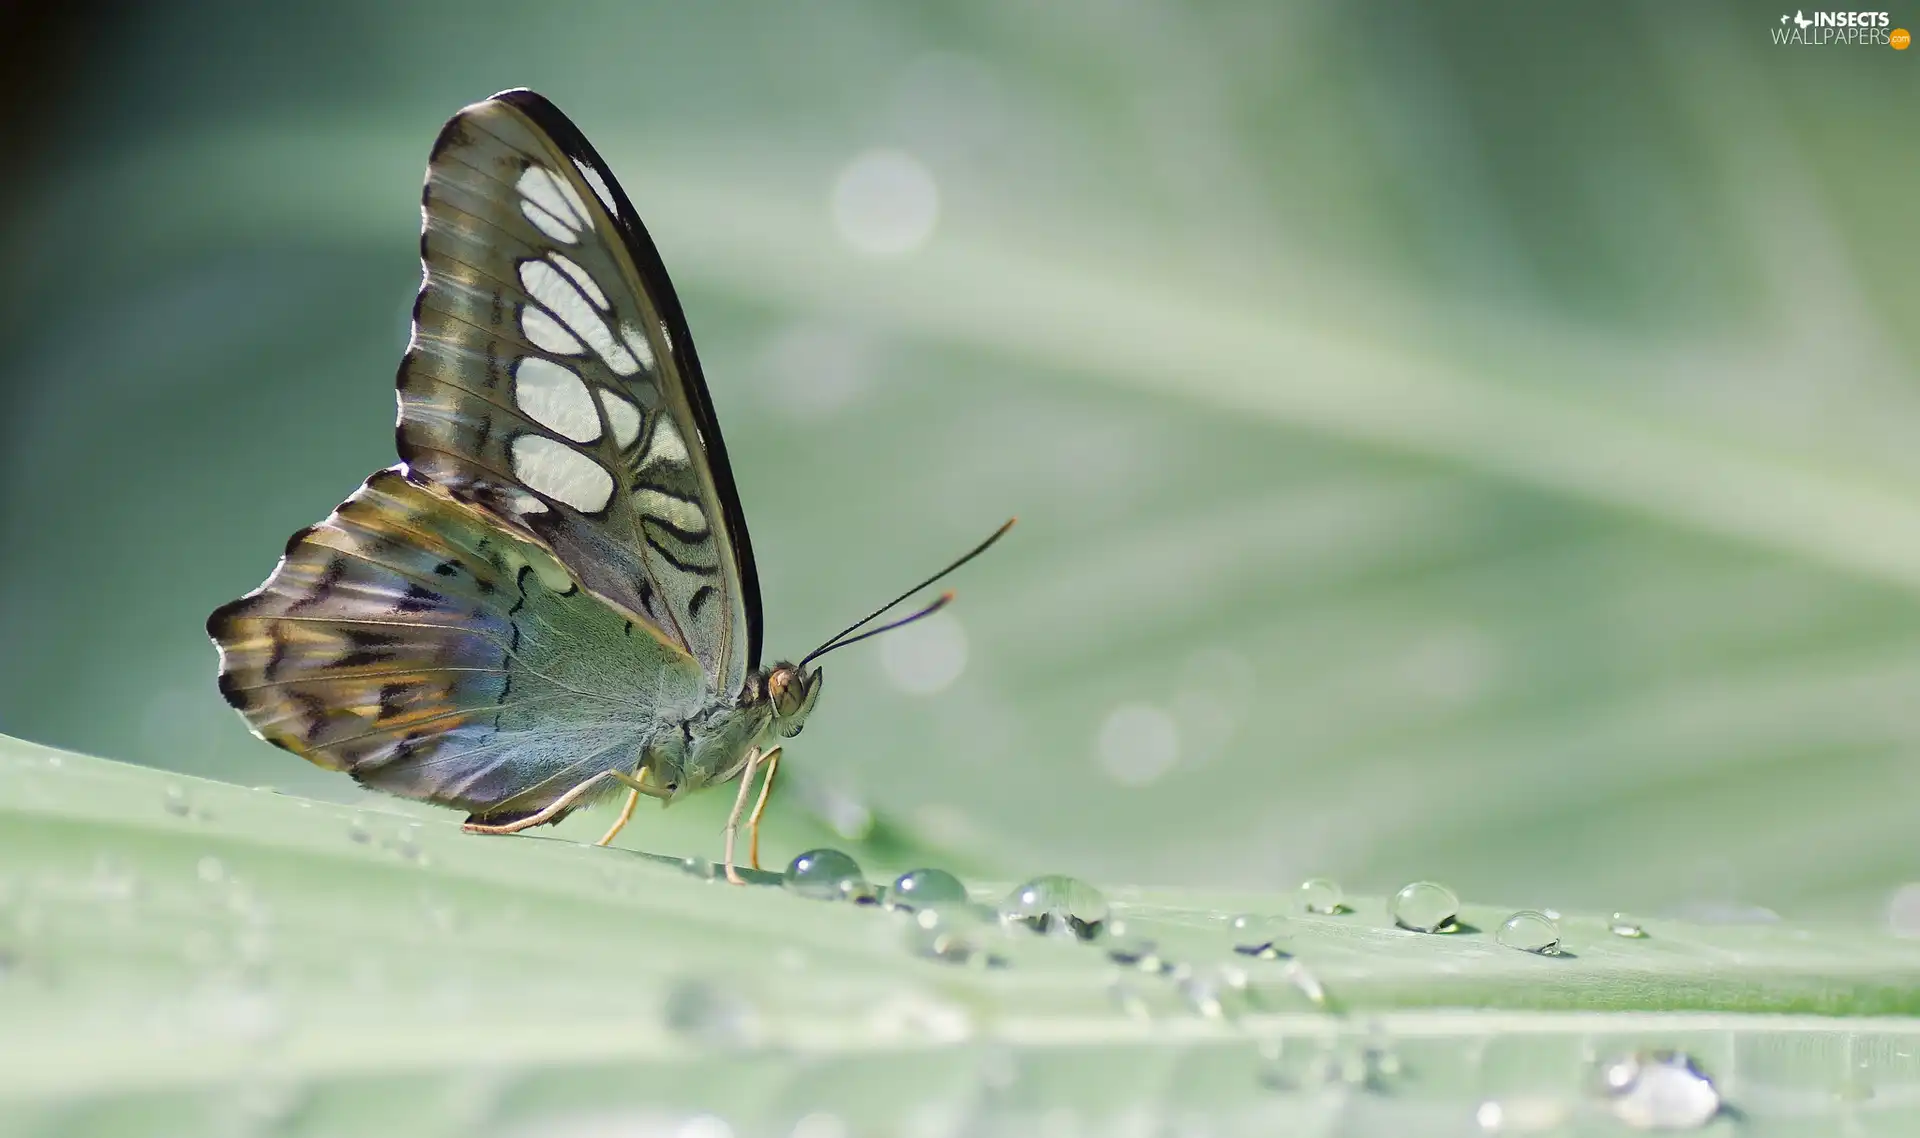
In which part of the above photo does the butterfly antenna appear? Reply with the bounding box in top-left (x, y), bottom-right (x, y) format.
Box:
top-left (803, 592), bottom-right (955, 664)
top-left (800, 517), bottom-right (1016, 667)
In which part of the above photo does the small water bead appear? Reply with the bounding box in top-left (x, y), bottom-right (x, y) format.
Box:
top-left (905, 905), bottom-right (1004, 967)
top-left (1610, 912), bottom-right (1649, 938)
top-left (1281, 959), bottom-right (1328, 1008)
top-left (1298, 877), bottom-right (1345, 914)
top-left (1475, 1098), bottom-right (1572, 1133)
top-left (1389, 880), bottom-right (1460, 933)
top-left (890, 868), bottom-right (967, 909)
top-left (1495, 910), bottom-right (1562, 954)
top-left (1177, 973), bottom-right (1225, 1019)
top-left (680, 855), bottom-right (714, 879)
top-left (1599, 1051), bottom-right (1720, 1130)
top-left (1227, 913), bottom-right (1291, 958)
top-left (784, 848), bottom-right (864, 900)
top-left (838, 878), bottom-right (884, 906)
top-left (998, 875), bottom-right (1109, 941)
top-left (1104, 933), bottom-right (1167, 974)
top-left (164, 786), bottom-right (193, 818)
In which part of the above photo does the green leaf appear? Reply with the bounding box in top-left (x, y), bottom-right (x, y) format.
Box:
top-left (5, 732), bottom-right (1919, 1136)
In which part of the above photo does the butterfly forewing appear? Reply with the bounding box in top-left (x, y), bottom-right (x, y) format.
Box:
top-left (399, 89), bottom-right (760, 694)
top-left (209, 468), bottom-right (709, 820)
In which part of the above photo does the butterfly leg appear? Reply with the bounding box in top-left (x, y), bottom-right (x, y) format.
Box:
top-left (721, 747), bottom-right (764, 885)
top-left (464, 766), bottom-right (666, 837)
top-left (594, 764), bottom-right (651, 848)
top-left (746, 746), bottom-right (782, 872)
top-left (461, 769), bottom-right (621, 835)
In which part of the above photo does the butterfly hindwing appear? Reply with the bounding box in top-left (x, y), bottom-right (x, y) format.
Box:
top-left (208, 468), bottom-right (709, 819)
top-left (398, 89), bottom-right (760, 696)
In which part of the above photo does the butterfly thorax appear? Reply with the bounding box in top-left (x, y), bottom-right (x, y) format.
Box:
top-left (655, 661), bottom-right (820, 801)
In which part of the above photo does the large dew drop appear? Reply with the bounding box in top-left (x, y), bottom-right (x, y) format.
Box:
top-left (1599, 1051), bottom-right (1720, 1130)
top-left (998, 874), bottom-right (1108, 940)
top-left (1495, 910), bottom-right (1562, 954)
top-left (1389, 881), bottom-right (1460, 933)
top-left (890, 868), bottom-right (968, 910)
top-left (784, 848), bottom-right (864, 900)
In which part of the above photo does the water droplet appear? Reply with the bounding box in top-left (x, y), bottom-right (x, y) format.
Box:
top-left (1306, 1024), bottom-right (1402, 1092)
top-left (1104, 932), bottom-right (1166, 973)
top-left (1389, 880), bottom-right (1460, 933)
top-left (1610, 912), bottom-right (1649, 938)
top-left (904, 905), bottom-right (1004, 968)
top-left (1599, 1051), bottom-right (1720, 1130)
top-left (1227, 913), bottom-right (1291, 958)
top-left (890, 868), bottom-right (968, 909)
top-left (784, 848), bottom-right (864, 900)
top-left (1496, 910), bottom-right (1562, 954)
top-left (1298, 877), bottom-right (1345, 914)
top-left (164, 786), bottom-right (193, 817)
top-left (838, 878), bottom-right (884, 905)
top-left (662, 978), bottom-right (759, 1048)
top-left (1281, 959), bottom-right (1328, 1008)
top-left (347, 819), bottom-right (372, 844)
top-left (680, 855), bottom-right (714, 880)
top-left (196, 857), bottom-right (227, 884)
top-left (1177, 972), bottom-right (1225, 1018)
top-left (1476, 1097), bottom-right (1572, 1133)
top-left (998, 875), bottom-right (1108, 940)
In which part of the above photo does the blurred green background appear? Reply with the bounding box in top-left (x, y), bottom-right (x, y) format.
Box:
top-left (1, 1), bottom-right (1915, 925)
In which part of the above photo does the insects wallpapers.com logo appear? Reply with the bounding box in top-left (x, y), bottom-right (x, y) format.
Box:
top-left (1772, 10), bottom-right (1908, 45)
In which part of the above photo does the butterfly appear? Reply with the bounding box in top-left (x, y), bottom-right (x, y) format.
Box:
top-left (208, 89), bottom-right (1009, 883)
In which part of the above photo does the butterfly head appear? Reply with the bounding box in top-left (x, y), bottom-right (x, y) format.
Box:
top-left (763, 662), bottom-right (823, 738)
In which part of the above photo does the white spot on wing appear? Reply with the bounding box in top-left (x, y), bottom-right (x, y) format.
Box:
top-left (519, 200), bottom-right (576, 244)
top-left (519, 261), bottom-right (639, 376)
top-left (513, 357), bottom-right (601, 443)
top-left (554, 178), bottom-right (592, 233)
top-left (506, 489), bottom-right (549, 515)
top-left (521, 306), bottom-right (583, 355)
top-left (619, 321), bottom-right (659, 374)
top-left (640, 416), bottom-right (690, 471)
top-left (634, 488), bottom-right (708, 536)
top-left (602, 391), bottom-right (643, 448)
top-left (510, 435), bottom-right (613, 512)
top-left (575, 159), bottom-right (619, 214)
top-left (548, 253), bottom-right (608, 310)
top-left (517, 166), bottom-right (584, 231)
